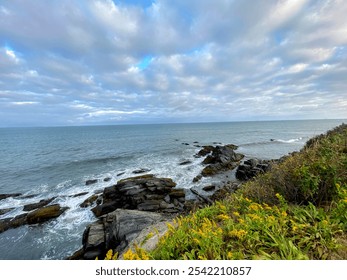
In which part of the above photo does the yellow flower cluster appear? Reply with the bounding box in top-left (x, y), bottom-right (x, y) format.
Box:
top-left (229, 229), bottom-right (247, 239)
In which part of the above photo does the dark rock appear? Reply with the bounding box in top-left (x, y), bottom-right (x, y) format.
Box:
top-left (196, 145), bottom-right (214, 157)
top-left (80, 194), bottom-right (100, 208)
top-left (199, 144), bottom-right (244, 177)
top-left (179, 160), bottom-right (192, 165)
top-left (193, 175), bottom-right (202, 182)
top-left (132, 168), bottom-right (151, 174)
top-left (117, 172), bottom-right (125, 177)
top-left (81, 209), bottom-right (165, 259)
top-left (23, 197), bottom-right (56, 212)
top-left (86, 179), bottom-right (98, 186)
top-left (20, 194), bottom-right (38, 199)
top-left (103, 177), bottom-right (111, 182)
top-left (0, 208), bottom-right (14, 216)
top-left (70, 192), bottom-right (89, 198)
top-left (0, 214), bottom-right (28, 233)
top-left (236, 159), bottom-right (275, 181)
top-left (0, 193), bottom-right (21, 201)
top-left (203, 185), bottom-right (216, 192)
top-left (26, 204), bottom-right (68, 224)
top-left (91, 175), bottom-right (181, 217)
top-left (66, 248), bottom-right (85, 260)
top-left (182, 143), bottom-right (190, 146)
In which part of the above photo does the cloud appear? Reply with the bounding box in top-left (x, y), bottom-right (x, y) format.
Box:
top-left (0, 0), bottom-right (346, 126)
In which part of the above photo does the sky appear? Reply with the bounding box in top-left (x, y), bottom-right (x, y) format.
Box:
top-left (0, 0), bottom-right (347, 127)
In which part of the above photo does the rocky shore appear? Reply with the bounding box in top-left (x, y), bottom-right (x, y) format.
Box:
top-left (0, 142), bottom-right (279, 260)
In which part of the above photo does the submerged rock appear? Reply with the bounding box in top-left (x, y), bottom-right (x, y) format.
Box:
top-left (0, 193), bottom-right (21, 201)
top-left (0, 208), bottom-right (14, 216)
top-left (0, 203), bottom-right (68, 233)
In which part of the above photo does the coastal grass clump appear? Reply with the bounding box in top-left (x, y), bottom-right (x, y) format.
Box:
top-left (239, 123), bottom-right (347, 206)
top-left (107, 124), bottom-right (347, 260)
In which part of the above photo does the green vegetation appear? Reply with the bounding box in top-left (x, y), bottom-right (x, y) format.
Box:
top-left (113, 124), bottom-right (347, 260)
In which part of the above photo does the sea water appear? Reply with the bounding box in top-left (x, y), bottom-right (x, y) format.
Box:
top-left (0, 119), bottom-right (344, 259)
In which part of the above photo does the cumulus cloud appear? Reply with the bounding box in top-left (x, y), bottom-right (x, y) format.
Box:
top-left (0, 0), bottom-right (346, 126)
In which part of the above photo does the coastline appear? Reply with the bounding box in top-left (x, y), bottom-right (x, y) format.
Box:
top-left (93, 123), bottom-right (347, 260)
top-left (0, 121), bottom-right (346, 259)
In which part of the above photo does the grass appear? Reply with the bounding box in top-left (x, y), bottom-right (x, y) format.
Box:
top-left (106, 123), bottom-right (347, 260)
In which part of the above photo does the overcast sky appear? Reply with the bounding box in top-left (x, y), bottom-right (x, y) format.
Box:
top-left (0, 0), bottom-right (347, 127)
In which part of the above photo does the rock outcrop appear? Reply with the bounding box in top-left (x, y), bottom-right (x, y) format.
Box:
top-left (79, 209), bottom-right (167, 260)
top-left (197, 144), bottom-right (244, 177)
top-left (0, 204), bottom-right (68, 233)
top-left (235, 159), bottom-right (275, 181)
top-left (91, 175), bottom-right (185, 217)
top-left (23, 197), bottom-right (56, 212)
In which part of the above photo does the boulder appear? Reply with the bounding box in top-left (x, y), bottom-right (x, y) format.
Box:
top-left (81, 209), bottom-right (166, 259)
top-left (23, 197), bottom-right (56, 212)
top-left (26, 204), bottom-right (68, 224)
top-left (103, 177), bottom-right (111, 182)
top-left (86, 179), bottom-right (98, 186)
top-left (203, 185), bottom-right (216, 192)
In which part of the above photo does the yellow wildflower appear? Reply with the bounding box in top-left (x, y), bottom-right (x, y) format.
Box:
top-left (217, 214), bottom-right (230, 221)
top-left (227, 252), bottom-right (233, 259)
top-left (233, 211), bottom-right (240, 217)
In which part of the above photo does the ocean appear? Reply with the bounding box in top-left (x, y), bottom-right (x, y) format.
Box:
top-left (0, 119), bottom-right (345, 259)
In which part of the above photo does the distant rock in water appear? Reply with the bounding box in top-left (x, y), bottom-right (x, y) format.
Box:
top-left (0, 204), bottom-right (68, 233)
top-left (0, 208), bottom-right (14, 216)
top-left (0, 193), bottom-right (22, 201)
top-left (179, 160), bottom-right (192, 165)
top-left (132, 168), bottom-right (151, 174)
top-left (85, 179), bottom-right (98, 186)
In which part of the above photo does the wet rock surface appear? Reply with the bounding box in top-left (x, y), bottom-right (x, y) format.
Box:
top-left (0, 204), bottom-right (68, 233)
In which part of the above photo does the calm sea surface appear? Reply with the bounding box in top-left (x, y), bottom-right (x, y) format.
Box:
top-left (0, 119), bottom-right (345, 259)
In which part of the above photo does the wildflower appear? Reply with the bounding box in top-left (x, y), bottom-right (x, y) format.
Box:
top-left (268, 216), bottom-right (275, 223)
top-left (238, 218), bottom-right (245, 224)
top-left (249, 203), bottom-right (260, 211)
top-left (229, 229), bottom-right (247, 239)
top-left (105, 249), bottom-right (113, 260)
top-left (247, 213), bottom-right (261, 221)
top-left (217, 214), bottom-right (230, 221)
top-left (281, 211), bottom-right (287, 217)
top-left (227, 252), bottom-right (233, 259)
top-left (193, 238), bottom-right (200, 245)
top-left (233, 211), bottom-right (240, 217)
